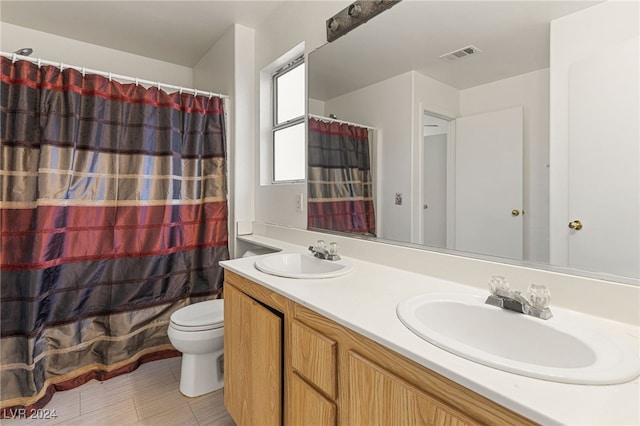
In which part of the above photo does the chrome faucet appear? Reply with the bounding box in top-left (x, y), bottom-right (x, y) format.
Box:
top-left (485, 276), bottom-right (553, 320)
top-left (308, 240), bottom-right (341, 261)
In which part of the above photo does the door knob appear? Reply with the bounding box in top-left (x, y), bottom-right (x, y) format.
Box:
top-left (511, 209), bottom-right (520, 216)
top-left (568, 220), bottom-right (583, 230)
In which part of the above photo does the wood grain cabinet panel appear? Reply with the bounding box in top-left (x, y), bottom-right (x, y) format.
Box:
top-left (288, 371), bottom-right (337, 426)
top-left (224, 283), bottom-right (282, 426)
top-left (291, 320), bottom-right (337, 398)
top-left (347, 352), bottom-right (476, 426)
top-left (346, 351), bottom-right (477, 426)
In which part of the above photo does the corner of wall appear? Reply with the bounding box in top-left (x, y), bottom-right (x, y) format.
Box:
top-left (232, 23), bottom-right (257, 258)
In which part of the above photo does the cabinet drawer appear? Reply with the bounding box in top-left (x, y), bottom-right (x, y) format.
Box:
top-left (288, 372), bottom-right (336, 426)
top-left (291, 320), bottom-right (337, 399)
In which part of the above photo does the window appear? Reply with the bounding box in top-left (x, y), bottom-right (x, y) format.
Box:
top-left (272, 57), bottom-right (305, 182)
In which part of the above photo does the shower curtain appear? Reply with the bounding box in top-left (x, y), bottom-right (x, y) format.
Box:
top-left (308, 117), bottom-right (376, 235)
top-left (0, 57), bottom-right (229, 414)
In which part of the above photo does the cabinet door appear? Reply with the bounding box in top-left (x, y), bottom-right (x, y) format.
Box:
top-left (224, 283), bottom-right (282, 426)
top-left (288, 372), bottom-right (336, 426)
top-left (347, 351), bottom-right (476, 426)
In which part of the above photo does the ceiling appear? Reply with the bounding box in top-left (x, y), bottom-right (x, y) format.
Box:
top-left (2, 0), bottom-right (601, 92)
top-left (308, 0), bottom-right (601, 99)
top-left (0, 1), bottom-right (289, 66)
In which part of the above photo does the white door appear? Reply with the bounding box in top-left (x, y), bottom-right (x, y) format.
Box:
top-left (454, 107), bottom-right (524, 259)
top-left (567, 37), bottom-right (639, 279)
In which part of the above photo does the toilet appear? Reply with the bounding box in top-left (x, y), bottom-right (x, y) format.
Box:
top-left (167, 299), bottom-right (224, 397)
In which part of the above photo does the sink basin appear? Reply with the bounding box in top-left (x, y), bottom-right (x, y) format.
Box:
top-left (254, 252), bottom-right (352, 279)
top-left (397, 293), bottom-right (639, 384)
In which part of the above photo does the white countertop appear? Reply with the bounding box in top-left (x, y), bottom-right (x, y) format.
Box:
top-left (222, 236), bottom-right (640, 425)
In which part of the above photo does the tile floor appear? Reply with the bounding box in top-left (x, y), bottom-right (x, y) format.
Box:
top-left (2, 357), bottom-right (235, 426)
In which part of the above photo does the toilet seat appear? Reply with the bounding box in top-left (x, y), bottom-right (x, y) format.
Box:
top-left (170, 299), bottom-right (224, 332)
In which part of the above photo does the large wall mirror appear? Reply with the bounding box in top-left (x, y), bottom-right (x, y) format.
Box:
top-left (307, 0), bottom-right (639, 284)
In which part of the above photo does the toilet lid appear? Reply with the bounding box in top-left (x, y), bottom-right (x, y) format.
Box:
top-left (170, 299), bottom-right (224, 328)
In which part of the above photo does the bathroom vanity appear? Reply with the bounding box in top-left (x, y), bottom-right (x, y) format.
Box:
top-left (223, 270), bottom-right (534, 426)
top-left (220, 236), bottom-right (639, 426)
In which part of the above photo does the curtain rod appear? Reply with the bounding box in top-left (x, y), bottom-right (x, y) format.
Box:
top-left (1, 51), bottom-right (229, 99)
top-left (308, 114), bottom-right (375, 131)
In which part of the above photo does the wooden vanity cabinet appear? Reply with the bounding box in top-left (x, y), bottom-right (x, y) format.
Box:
top-left (223, 271), bottom-right (537, 426)
top-left (223, 276), bottom-right (286, 426)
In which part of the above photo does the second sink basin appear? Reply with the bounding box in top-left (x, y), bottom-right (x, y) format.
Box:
top-left (255, 252), bottom-right (352, 279)
top-left (397, 292), bottom-right (639, 384)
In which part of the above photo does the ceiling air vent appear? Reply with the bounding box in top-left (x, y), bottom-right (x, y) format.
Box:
top-left (440, 45), bottom-right (482, 62)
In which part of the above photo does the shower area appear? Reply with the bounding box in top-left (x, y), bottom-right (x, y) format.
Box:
top-left (0, 51), bottom-right (230, 414)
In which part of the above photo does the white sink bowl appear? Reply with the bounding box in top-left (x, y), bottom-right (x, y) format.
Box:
top-left (255, 252), bottom-right (352, 279)
top-left (397, 292), bottom-right (639, 385)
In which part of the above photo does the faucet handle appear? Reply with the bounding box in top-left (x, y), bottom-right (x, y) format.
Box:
top-left (316, 240), bottom-right (326, 249)
top-left (488, 276), bottom-right (510, 297)
top-left (328, 242), bottom-right (339, 256)
top-left (527, 284), bottom-right (551, 309)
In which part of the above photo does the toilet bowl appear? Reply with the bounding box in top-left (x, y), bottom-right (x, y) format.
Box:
top-left (167, 299), bottom-right (224, 397)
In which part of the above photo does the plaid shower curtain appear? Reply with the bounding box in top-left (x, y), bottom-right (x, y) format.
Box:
top-left (0, 56), bottom-right (229, 414)
top-left (307, 117), bottom-right (375, 235)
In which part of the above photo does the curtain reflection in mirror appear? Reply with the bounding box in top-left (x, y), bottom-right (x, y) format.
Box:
top-left (308, 116), bottom-right (376, 236)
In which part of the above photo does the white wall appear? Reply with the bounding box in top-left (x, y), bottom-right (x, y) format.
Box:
top-left (549, 1), bottom-right (639, 266)
top-left (326, 71), bottom-right (414, 242)
top-left (1, 23), bottom-right (193, 86)
top-left (319, 67), bottom-right (547, 255)
top-left (414, 71), bottom-right (459, 119)
top-left (231, 25), bottom-right (257, 258)
top-left (193, 25), bottom-right (235, 95)
top-left (309, 98), bottom-right (325, 116)
top-left (194, 24), bottom-right (256, 258)
top-left (412, 72), bottom-right (459, 244)
top-left (460, 69), bottom-right (550, 263)
top-left (253, 1), bottom-right (350, 230)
